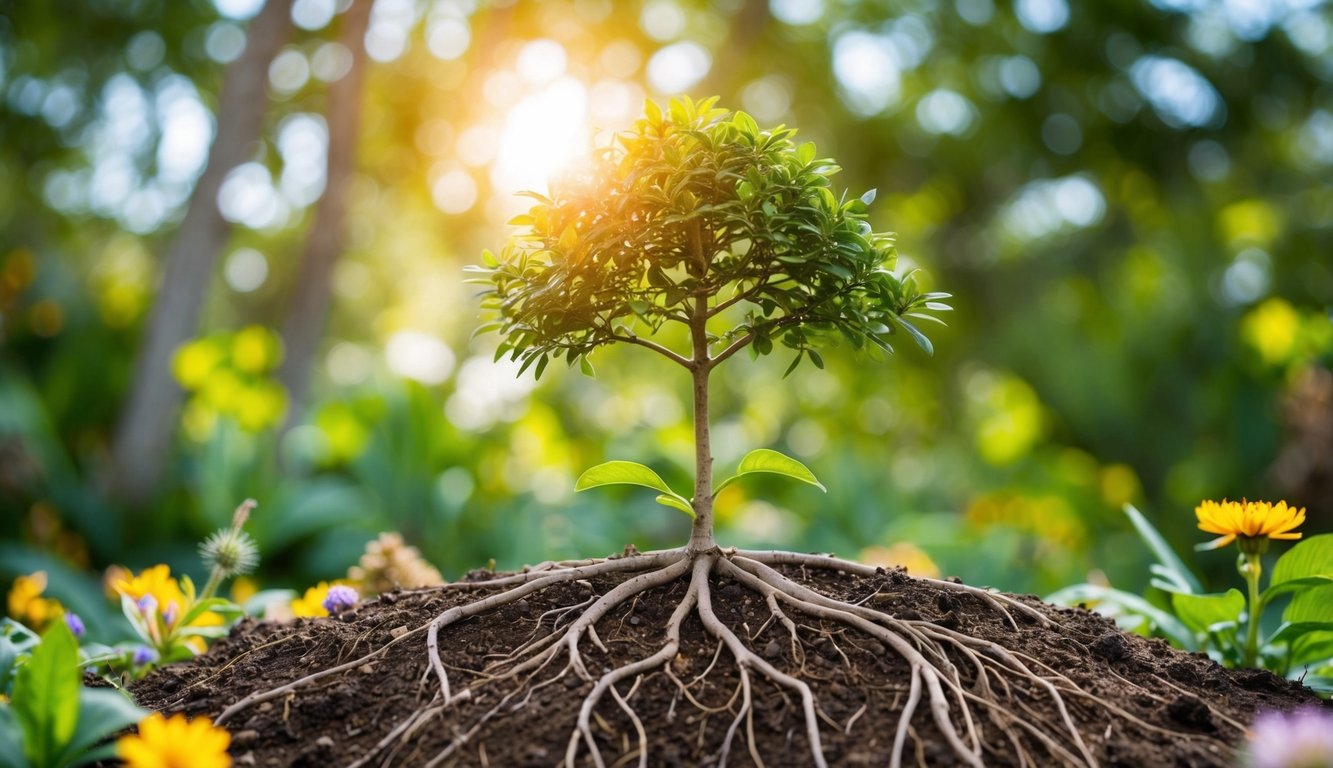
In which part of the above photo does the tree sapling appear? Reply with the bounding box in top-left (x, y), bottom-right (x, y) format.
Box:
top-left (215, 98), bottom-right (1163, 768)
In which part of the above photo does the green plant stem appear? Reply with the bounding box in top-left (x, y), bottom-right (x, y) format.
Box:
top-left (1242, 551), bottom-right (1263, 667)
top-left (199, 566), bottom-right (225, 603)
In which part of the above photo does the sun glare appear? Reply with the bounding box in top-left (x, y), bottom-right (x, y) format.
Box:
top-left (491, 77), bottom-right (590, 198)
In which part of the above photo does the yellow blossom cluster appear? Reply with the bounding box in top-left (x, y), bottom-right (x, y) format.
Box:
top-left (6, 571), bottom-right (64, 631)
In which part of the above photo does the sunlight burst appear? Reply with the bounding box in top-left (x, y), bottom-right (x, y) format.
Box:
top-left (491, 77), bottom-right (589, 197)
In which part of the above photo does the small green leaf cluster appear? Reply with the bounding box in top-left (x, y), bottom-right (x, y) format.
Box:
top-left (1049, 505), bottom-right (1333, 692)
top-left (473, 96), bottom-right (949, 378)
top-left (575, 448), bottom-right (824, 519)
top-left (0, 620), bottom-right (147, 768)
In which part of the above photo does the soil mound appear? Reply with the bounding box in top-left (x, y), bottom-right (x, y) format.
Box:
top-left (134, 555), bottom-right (1323, 767)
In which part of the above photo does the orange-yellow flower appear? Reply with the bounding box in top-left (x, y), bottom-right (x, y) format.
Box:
top-left (1196, 499), bottom-right (1305, 550)
top-left (113, 565), bottom-right (186, 616)
top-left (113, 565), bottom-right (223, 654)
top-left (117, 712), bottom-right (232, 768)
top-left (290, 582), bottom-right (332, 618)
top-left (6, 571), bottom-right (64, 630)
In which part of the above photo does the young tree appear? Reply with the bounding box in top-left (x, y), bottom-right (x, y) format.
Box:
top-left (219, 99), bottom-right (1103, 767)
top-left (478, 96), bottom-right (949, 552)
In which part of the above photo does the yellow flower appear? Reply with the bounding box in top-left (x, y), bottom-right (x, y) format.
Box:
top-left (229, 576), bottom-right (259, 605)
top-left (7, 572), bottom-right (64, 630)
top-left (113, 565), bottom-right (222, 654)
top-left (113, 565), bottom-right (186, 616)
top-left (290, 582), bottom-right (331, 618)
top-left (8, 572), bottom-right (47, 619)
top-left (858, 543), bottom-right (941, 579)
top-left (1196, 499), bottom-right (1305, 550)
top-left (117, 712), bottom-right (232, 768)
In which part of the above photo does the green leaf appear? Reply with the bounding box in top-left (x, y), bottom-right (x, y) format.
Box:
top-left (53, 688), bottom-right (146, 767)
top-left (13, 620), bottom-right (81, 767)
top-left (1172, 589), bottom-right (1245, 637)
top-left (654, 495), bottom-right (695, 518)
top-left (1265, 534), bottom-right (1333, 603)
top-left (575, 462), bottom-right (691, 513)
top-left (1285, 583), bottom-right (1333, 625)
top-left (732, 110), bottom-right (759, 135)
top-left (0, 707), bottom-right (30, 768)
top-left (889, 314), bottom-right (933, 355)
top-left (860, 188), bottom-right (877, 206)
top-left (713, 449), bottom-right (826, 496)
top-left (1266, 621), bottom-right (1333, 646)
top-left (579, 356), bottom-right (596, 378)
top-left (1124, 504), bottom-right (1202, 594)
top-left (796, 141), bottom-right (816, 165)
top-left (1046, 583), bottom-right (1194, 648)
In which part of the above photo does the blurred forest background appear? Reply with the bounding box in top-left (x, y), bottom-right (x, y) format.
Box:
top-left (2, 0), bottom-right (1331, 631)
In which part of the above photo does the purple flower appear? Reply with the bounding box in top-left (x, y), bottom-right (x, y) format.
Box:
top-left (136, 594), bottom-right (157, 615)
top-left (1248, 706), bottom-right (1333, 768)
top-left (161, 601), bottom-right (179, 627)
top-left (64, 612), bottom-right (85, 639)
top-left (322, 585), bottom-right (359, 615)
top-left (132, 646), bottom-right (157, 666)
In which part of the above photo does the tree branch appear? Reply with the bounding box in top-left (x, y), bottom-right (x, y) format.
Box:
top-left (610, 333), bottom-right (693, 368)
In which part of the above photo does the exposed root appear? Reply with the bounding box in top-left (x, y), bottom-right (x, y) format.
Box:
top-left (211, 546), bottom-right (1231, 766)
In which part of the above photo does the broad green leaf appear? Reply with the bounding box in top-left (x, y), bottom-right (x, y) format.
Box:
top-left (1284, 583), bottom-right (1333, 625)
top-left (52, 688), bottom-right (146, 767)
top-left (860, 188), bottom-right (877, 206)
top-left (1266, 621), bottom-right (1333, 646)
top-left (0, 707), bottom-right (29, 768)
top-left (579, 356), bottom-right (596, 378)
top-left (1288, 630), bottom-right (1333, 668)
top-left (655, 495), bottom-right (695, 518)
top-left (796, 141), bottom-right (815, 165)
top-left (1265, 534), bottom-right (1333, 603)
top-left (713, 449), bottom-right (826, 496)
top-left (1046, 583), bottom-right (1194, 648)
top-left (13, 620), bottom-right (80, 767)
top-left (1125, 504), bottom-right (1202, 594)
top-left (575, 462), bottom-right (691, 512)
top-left (1172, 589), bottom-right (1245, 637)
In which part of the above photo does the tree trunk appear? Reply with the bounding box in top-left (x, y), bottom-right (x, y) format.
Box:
top-left (276, 0), bottom-right (373, 429)
top-left (698, 0), bottom-right (770, 98)
top-left (107, 0), bottom-right (295, 503)
top-left (687, 337), bottom-right (719, 552)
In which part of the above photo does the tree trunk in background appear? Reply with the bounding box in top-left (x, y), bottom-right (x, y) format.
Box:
top-left (698, 0), bottom-right (769, 98)
top-left (277, 0), bottom-right (373, 430)
top-left (107, 0), bottom-right (295, 503)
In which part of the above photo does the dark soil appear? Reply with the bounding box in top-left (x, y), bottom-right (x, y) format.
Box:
top-left (134, 557), bottom-right (1325, 767)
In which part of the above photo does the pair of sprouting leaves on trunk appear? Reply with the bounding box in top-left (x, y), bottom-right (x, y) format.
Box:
top-left (577, 448), bottom-right (824, 518)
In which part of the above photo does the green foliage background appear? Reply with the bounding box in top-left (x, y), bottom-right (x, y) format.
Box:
top-left (1, 0), bottom-right (1331, 638)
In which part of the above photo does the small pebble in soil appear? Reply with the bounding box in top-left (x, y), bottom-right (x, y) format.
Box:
top-left (390, 625), bottom-right (408, 638)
